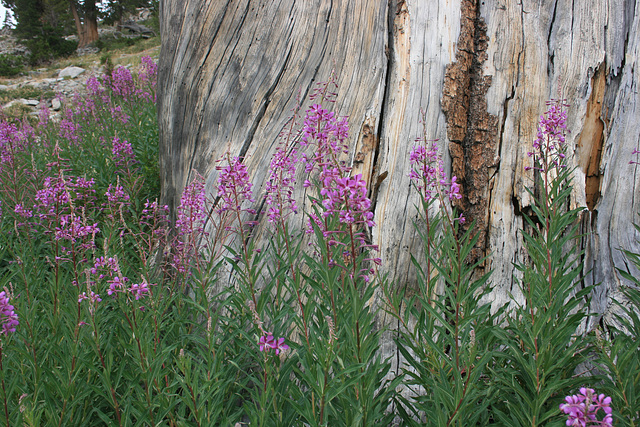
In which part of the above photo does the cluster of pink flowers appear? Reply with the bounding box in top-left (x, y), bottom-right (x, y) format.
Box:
top-left (265, 146), bottom-right (298, 223)
top-left (78, 291), bottom-right (101, 304)
top-left (112, 137), bottom-right (137, 170)
top-left (526, 98), bottom-right (569, 172)
top-left (560, 388), bottom-right (613, 426)
top-left (173, 175), bottom-right (208, 274)
top-left (105, 184), bottom-right (130, 203)
top-left (110, 66), bottom-right (136, 100)
top-left (0, 291), bottom-right (18, 335)
top-left (88, 256), bottom-right (153, 301)
top-left (299, 103), bottom-right (350, 176)
top-left (321, 173), bottom-right (374, 226)
top-left (86, 76), bottom-right (105, 98)
top-left (0, 122), bottom-right (27, 169)
top-left (59, 115), bottom-right (81, 145)
top-left (215, 156), bottom-right (255, 213)
top-left (258, 334), bottom-right (289, 355)
top-left (136, 56), bottom-right (158, 102)
top-left (34, 175), bottom-right (100, 249)
top-left (55, 214), bottom-right (100, 243)
top-left (409, 141), bottom-right (462, 203)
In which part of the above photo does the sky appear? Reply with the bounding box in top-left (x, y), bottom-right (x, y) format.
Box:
top-left (0, 5), bottom-right (12, 28)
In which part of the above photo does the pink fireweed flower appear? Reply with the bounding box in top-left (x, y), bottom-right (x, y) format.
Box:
top-left (321, 173), bottom-right (375, 227)
top-left (175, 175), bottom-right (206, 238)
top-left (112, 137), bottom-right (136, 169)
top-left (107, 276), bottom-right (128, 296)
top-left (300, 103), bottom-right (350, 177)
top-left (560, 387), bottom-right (613, 427)
top-left (409, 142), bottom-right (445, 200)
top-left (0, 291), bottom-right (18, 335)
top-left (78, 291), bottom-right (102, 304)
top-left (259, 334), bottom-right (275, 352)
top-left (259, 334), bottom-right (289, 355)
top-left (527, 98), bottom-right (569, 172)
top-left (110, 105), bottom-right (130, 124)
top-left (59, 116), bottom-right (80, 144)
top-left (216, 155), bottom-right (255, 213)
top-left (129, 280), bottom-right (153, 300)
top-left (265, 146), bottom-right (298, 223)
top-left (0, 122), bottom-right (26, 169)
top-left (172, 175), bottom-right (207, 274)
top-left (138, 56), bottom-right (158, 85)
top-left (14, 204), bottom-right (33, 218)
top-left (105, 184), bottom-right (130, 203)
top-left (55, 214), bottom-right (100, 242)
top-left (409, 141), bottom-right (464, 206)
top-left (111, 66), bottom-right (135, 100)
top-left (35, 175), bottom-right (98, 243)
top-left (136, 56), bottom-right (157, 102)
top-left (38, 101), bottom-right (50, 127)
top-left (86, 75), bottom-right (105, 97)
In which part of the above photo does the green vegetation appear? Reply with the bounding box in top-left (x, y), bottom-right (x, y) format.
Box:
top-left (0, 59), bottom-right (635, 427)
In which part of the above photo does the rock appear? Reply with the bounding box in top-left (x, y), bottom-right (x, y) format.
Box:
top-left (59, 66), bottom-right (85, 79)
top-left (26, 80), bottom-right (49, 89)
top-left (51, 98), bottom-right (62, 111)
top-left (120, 21), bottom-right (156, 37)
top-left (23, 99), bottom-right (39, 107)
top-left (0, 85), bottom-right (7, 91)
top-left (77, 47), bottom-right (100, 56)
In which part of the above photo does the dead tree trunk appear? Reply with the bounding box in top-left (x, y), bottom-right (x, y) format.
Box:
top-left (158, 0), bottom-right (640, 337)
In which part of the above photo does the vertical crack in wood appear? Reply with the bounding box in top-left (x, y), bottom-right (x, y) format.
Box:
top-left (370, 0), bottom-right (410, 222)
top-left (578, 63), bottom-right (606, 211)
top-left (441, 0), bottom-right (498, 264)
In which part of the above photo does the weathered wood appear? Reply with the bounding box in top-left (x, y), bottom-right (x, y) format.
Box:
top-left (159, 0), bottom-right (640, 346)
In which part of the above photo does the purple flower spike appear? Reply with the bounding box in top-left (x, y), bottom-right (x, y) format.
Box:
top-left (560, 387), bottom-right (613, 427)
top-left (0, 291), bottom-right (18, 335)
top-left (528, 98), bottom-right (570, 171)
top-left (216, 155), bottom-right (255, 213)
top-left (172, 175), bottom-right (207, 274)
top-left (265, 146), bottom-right (298, 223)
top-left (409, 141), bottom-right (462, 205)
top-left (259, 334), bottom-right (289, 355)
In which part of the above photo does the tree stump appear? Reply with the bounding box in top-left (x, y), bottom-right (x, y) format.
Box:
top-left (158, 0), bottom-right (640, 352)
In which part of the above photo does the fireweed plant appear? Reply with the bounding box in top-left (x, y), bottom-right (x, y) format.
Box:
top-left (381, 115), bottom-right (498, 426)
top-left (489, 99), bottom-right (598, 426)
top-left (0, 57), bottom-right (633, 426)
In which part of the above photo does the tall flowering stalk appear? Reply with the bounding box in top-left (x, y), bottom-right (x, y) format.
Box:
top-left (0, 289), bottom-right (18, 427)
top-left (289, 78), bottom-right (397, 426)
top-left (172, 174), bottom-right (207, 277)
top-left (491, 99), bottom-right (591, 425)
top-left (383, 113), bottom-right (495, 426)
top-left (215, 154), bottom-right (259, 303)
top-left (264, 102), bottom-right (314, 347)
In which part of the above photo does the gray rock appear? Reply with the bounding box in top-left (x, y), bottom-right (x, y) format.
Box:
top-left (51, 98), bottom-right (62, 111)
top-left (0, 85), bottom-right (7, 91)
top-left (23, 99), bottom-right (39, 107)
top-left (59, 66), bottom-right (85, 79)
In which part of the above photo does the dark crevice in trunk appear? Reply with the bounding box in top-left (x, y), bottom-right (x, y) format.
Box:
top-left (580, 63), bottom-right (606, 211)
top-left (369, 0), bottom-right (395, 216)
top-left (547, 0), bottom-right (558, 76)
top-left (441, 0), bottom-right (499, 264)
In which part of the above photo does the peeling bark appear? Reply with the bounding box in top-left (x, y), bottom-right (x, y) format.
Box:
top-left (578, 64), bottom-right (606, 211)
top-left (442, 0), bottom-right (499, 263)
